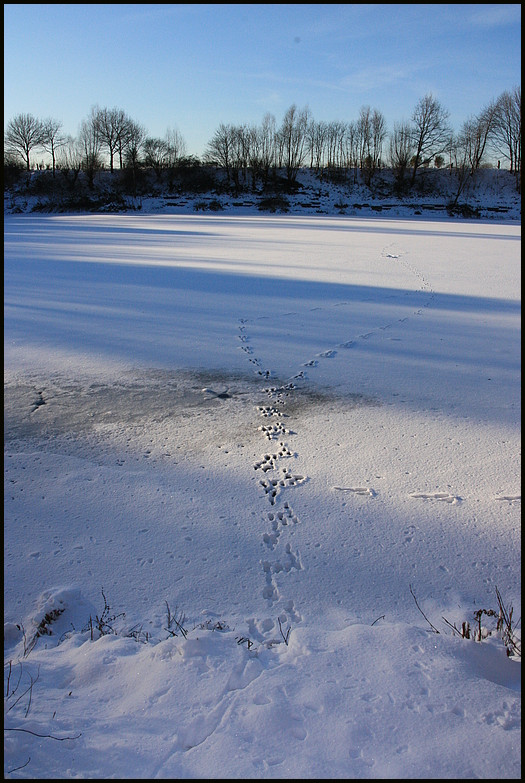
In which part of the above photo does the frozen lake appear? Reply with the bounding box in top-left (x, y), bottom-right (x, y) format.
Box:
top-left (4, 213), bottom-right (521, 779)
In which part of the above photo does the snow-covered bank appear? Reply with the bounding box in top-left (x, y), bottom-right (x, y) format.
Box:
top-left (4, 167), bottom-right (521, 222)
top-left (4, 213), bottom-right (521, 778)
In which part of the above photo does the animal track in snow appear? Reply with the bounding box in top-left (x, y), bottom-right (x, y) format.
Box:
top-left (281, 598), bottom-right (302, 623)
top-left (261, 542), bottom-right (302, 605)
top-left (258, 422), bottom-right (290, 440)
top-left (259, 470), bottom-right (307, 505)
top-left (238, 316), bottom-right (307, 622)
top-left (333, 486), bottom-right (377, 497)
top-left (239, 246), bottom-right (435, 389)
top-left (494, 494), bottom-right (520, 503)
top-left (257, 405), bottom-right (286, 418)
top-left (235, 246), bottom-right (439, 640)
top-left (481, 699), bottom-right (521, 731)
top-left (262, 544), bottom-right (302, 575)
top-left (281, 468), bottom-right (307, 487)
top-left (410, 491), bottom-right (461, 504)
top-left (136, 556), bottom-right (154, 566)
top-left (30, 389), bottom-right (47, 413)
top-left (261, 562), bottom-right (280, 603)
top-left (262, 530), bottom-right (280, 551)
top-left (253, 444), bottom-right (293, 472)
top-left (263, 382), bottom-right (297, 400)
top-left (263, 504), bottom-right (301, 550)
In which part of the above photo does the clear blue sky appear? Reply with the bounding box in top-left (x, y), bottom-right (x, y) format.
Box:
top-left (4, 3), bottom-right (521, 157)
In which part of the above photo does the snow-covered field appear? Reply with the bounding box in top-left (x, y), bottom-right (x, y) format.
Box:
top-left (4, 208), bottom-right (521, 778)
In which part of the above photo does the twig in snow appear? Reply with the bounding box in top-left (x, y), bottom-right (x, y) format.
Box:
top-left (409, 584), bottom-right (440, 634)
top-left (278, 617), bottom-right (291, 645)
top-left (164, 602), bottom-right (188, 638)
top-left (5, 727), bottom-right (81, 741)
top-left (495, 585), bottom-right (521, 658)
top-left (4, 662), bottom-right (40, 718)
top-left (6, 757), bottom-right (31, 774)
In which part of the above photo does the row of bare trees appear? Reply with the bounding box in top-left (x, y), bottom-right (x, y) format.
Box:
top-left (205, 105), bottom-right (388, 188)
top-left (4, 88), bottom-right (521, 192)
top-left (204, 90), bottom-right (520, 192)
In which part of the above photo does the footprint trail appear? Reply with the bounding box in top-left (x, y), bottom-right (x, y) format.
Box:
top-left (234, 243), bottom-right (476, 642)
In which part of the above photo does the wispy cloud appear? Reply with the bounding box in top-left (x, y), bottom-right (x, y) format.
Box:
top-left (468, 4), bottom-right (521, 28)
top-left (253, 89), bottom-right (285, 113)
top-left (119, 4), bottom-right (197, 25)
top-left (338, 63), bottom-right (424, 95)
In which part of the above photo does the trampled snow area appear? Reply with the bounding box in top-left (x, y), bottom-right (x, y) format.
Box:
top-left (4, 210), bottom-right (521, 778)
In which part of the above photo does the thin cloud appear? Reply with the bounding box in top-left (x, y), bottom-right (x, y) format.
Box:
top-left (468, 4), bottom-right (521, 28)
top-left (339, 63), bottom-right (424, 94)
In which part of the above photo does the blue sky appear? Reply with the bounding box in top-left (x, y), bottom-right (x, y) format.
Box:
top-left (4, 3), bottom-right (521, 157)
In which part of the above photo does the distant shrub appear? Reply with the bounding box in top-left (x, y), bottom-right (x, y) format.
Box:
top-left (3, 161), bottom-right (25, 188)
top-left (257, 195), bottom-right (290, 213)
top-left (446, 202), bottom-right (481, 218)
top-left (194, 198), bottom-right (223, 212)
top-left (323, 168), bottom-right (348, 184)
top-left (170, 159), bottom-right (218, 194)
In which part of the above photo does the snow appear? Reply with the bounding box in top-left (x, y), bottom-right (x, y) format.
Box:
top-left (3, 184), bottom-right (521, 778)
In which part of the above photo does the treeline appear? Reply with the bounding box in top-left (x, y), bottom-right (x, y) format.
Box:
top-left (4, 88), bottom-right (521, 197)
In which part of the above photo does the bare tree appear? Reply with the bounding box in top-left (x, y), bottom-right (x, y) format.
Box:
top-left (466, 101), bottom-right (499, 173)
top-left (260, 113), bottom-right (277, 173)
top-left (115, 116), bottom-right (134, 170)
top-left (93, 106), bottom-right (129, 171)
top-left (121, 121), bottom-right (147, 195)
top-left (226, 124), bottom-right (251, 190)
top-left (355, 107), bottom-right (385, 184)
top-left (448, 132), bottom-right (475, 205)
top-left (91, 105), bottom-right (146, 172)
top-left (306, 120), bottom-right (328, 173)
top-left (410, 94), bottom-right (452, 185)
top-left (78, 108), bottom-right (102, 187)
top-left (56, 136), bottom-right (83, 168)
top-left (164, 127), bottom-right (187, 167)
top-left (205, 123), bottom-right (237, 185)
top-left (492, 86), bottom-right (521, 190)
top-left (53, 136), bottom-right (83, 191)
top-left (248, 113), bottom-right (276, 188)
top-left (389, 121), bottom-right (414, 188)
top-left (4, 113), bottom-right (45, 170)
top-left (142, 137), bottom-right (169, 180)
top-left (356, 106), bottom-right (372, 174)
top-left (343, 121), bottom-right (359, 183)
top-left (41, 118), bottom-right (68, 177)
top-left (456, 106), bottom-right (497, 176)
top-left (371, 109), bottom-right (387, 170)
top-left (245, 124), bottom-right (261, 190)
top-left (123, 121), bottom-right (146, 169)
top-left (278, 104), bottom-right (310, 185)
top-left (325, 120), bottom-right (347, 171)
top-left (238, 124), bottom-right (253, 186)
